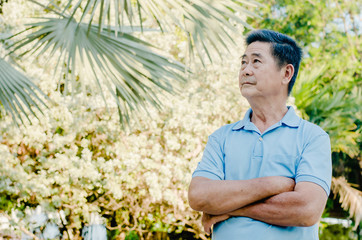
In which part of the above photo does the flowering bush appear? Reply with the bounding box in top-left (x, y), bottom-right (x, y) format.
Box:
top-left (0, 1), bottom-right (251, 238)
top-left (0, 60), bottom-right (249, 239)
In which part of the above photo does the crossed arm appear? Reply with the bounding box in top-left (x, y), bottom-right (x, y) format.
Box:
top-left (188, 176), bottom-right (328, 234)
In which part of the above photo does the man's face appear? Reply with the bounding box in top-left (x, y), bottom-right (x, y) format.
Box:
top-left (239, 41), bottom-right (286, 100)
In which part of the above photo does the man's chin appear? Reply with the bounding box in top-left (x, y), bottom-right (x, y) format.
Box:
top-left (240, 86), bottom-right (254, 94)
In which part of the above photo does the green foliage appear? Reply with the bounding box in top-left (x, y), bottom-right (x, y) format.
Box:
top-left (125, 231), bottom-right (139, 240)
top-left (0, 195), bottom-right (15, 212)
top-left (246, 0), bottom-right (361, 59)
top-left (293, 64), bottom-right (361, 158)
top-left (319, 224), bottom-right (356, 240)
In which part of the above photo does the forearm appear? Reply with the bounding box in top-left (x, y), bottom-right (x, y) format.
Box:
top-left (228, 184), bottom-right (327, 227)
top-left (188, 176), bottom-right (294, 215)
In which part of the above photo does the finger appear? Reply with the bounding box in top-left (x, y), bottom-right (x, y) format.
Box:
top-left (204, 222), bottom-right (211, 234)
top-left (205, 226), bottom-right (211, 235)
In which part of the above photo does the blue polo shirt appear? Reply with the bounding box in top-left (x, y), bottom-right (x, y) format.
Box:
top-left (192, 106), bottom-right (332, 240)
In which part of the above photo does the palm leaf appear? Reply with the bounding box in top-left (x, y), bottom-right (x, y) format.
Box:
top-left (56, 0), bottom-right (261, 64)
top-left (332, 177), bottom-right (362, 227)
top-left (9, 17), bottom-right (186, 127)
top-left (8, 0), bottom-right (261, 126)
top-left (0, 57), bottom-right (48, 125)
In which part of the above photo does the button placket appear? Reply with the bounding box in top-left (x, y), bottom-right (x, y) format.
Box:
top-left (253, 135), bottom-right (263, 157)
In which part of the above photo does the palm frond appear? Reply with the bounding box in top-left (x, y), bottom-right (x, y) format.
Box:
top-left (54, 0), bottom-right (261, 64)
top-left (9, 17), bottom-right (186, 127)
top-left (0, 57), bottom-right (48, 125)
top-left (8, 0), bottom-right (261, 126)
top-left (332, 177), bottom-right (362, 226)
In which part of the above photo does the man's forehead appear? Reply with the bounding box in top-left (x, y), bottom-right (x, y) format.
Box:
top-left (242, 41), bottom-right (272, 58)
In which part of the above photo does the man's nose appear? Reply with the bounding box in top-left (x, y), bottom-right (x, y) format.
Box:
top-left (241, 64), bottom-right (253, 76)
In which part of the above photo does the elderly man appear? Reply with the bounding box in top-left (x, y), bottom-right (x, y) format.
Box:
top-left (188, 29), bottom-right (332, 239)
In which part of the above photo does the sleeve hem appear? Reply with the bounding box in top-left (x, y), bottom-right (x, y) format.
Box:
top-left (296, 175), bottom-right (330, 196)
top-left (192, 171), bottom-right (223, 180)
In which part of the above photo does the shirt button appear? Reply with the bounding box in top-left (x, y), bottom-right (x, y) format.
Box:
top-left (259, 137), bottom-right (263, 141)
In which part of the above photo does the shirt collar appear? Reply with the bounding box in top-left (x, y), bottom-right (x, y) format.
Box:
top-left (232, 108), bottom-right (252, 130)
top-left (281, 106), bottom-right (300, 127)
top-left (232, 106), bottom-right (300, 131)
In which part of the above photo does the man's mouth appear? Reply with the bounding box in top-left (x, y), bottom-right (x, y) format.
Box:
top-left (242, 81), bottom-right (255, 85)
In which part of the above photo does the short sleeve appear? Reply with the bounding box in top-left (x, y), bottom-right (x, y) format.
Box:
top-left (296, 133), bottom-right (332, 196)
top-left (192, 131), bottom-right (225, 180)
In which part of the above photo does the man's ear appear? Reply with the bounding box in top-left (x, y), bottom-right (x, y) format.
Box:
top-left (282, 64), bottom-right (294, 85)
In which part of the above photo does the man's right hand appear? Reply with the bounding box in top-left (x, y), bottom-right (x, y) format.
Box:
top-left (202, 212), bottom-right (230, 234)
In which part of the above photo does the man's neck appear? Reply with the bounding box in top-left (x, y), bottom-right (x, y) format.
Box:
top-left (249, 103), bottom-right (288, 134)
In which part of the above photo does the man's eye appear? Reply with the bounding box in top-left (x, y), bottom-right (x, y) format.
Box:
top-left (253, 59), bottom-right (261, 63)
top-left (241, 61), bottom-right (247, 65)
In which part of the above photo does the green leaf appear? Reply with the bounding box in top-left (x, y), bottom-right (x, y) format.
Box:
top-left (0, 58), bottom-right (48, 125)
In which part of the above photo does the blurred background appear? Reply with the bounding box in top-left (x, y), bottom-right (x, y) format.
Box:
top-left (0, 0), bottom-right (360, 239)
